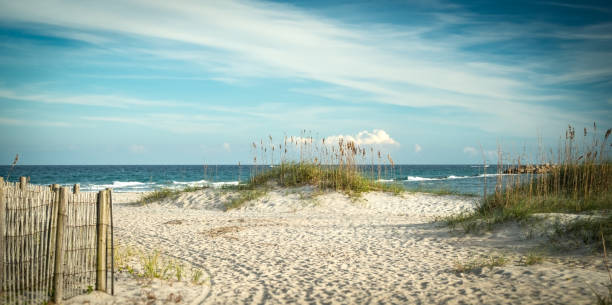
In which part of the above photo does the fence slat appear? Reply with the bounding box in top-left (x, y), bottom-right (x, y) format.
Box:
top-left (0, 182), bottom-right (5, 295)
top-left (108, 189), bottom-right (114, 296)
top-left (53, 187), bottom-right (68, 304)
top-left (19, 177), bottom-right (27, 191)
top-left (96, 190), bottom-right (108, 292)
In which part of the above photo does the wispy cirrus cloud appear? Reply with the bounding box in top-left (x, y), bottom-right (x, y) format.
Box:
top-left (1, 0), bottom-right (610, 165)
top-left (2, 0), bottom-right (608, 124)
top-left (0, 88), bottom-right (183, 108)
top-left (540, 2), bottom-right (612, 13)
top-left (0, 117), bottom-right (71, 127)
top-left (82, 114), bottom-right (227, 134)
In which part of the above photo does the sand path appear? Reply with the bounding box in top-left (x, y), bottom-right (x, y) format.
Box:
top-left (108, 190), bottom-right (609, 305)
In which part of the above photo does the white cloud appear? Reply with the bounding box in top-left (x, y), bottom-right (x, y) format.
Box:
top-left (223, 142), bottom-right (231, 152)
top-left (414, 144), bottom-right (422, 153)
top-left (463, 146), bottom-right (478, 155)
top-left (129, 144), bottom-right (146, 153)
top-left (326, 129), bottom-right (398, 146)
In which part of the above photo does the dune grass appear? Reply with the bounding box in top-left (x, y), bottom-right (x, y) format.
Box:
top-left (139, 185), bottom-right (208, 205)
top-left (246, 133), bottom-right (404, 194)
top-left (405, 186), bottom-right (478, 197)
top-left (114, 244), bottom-right (207, 284)
top-left (248, 162), bottom-right (403, 194)
top-left (446, 124), bottom-right (611, 249)
top-left (220, 133), bottom-right (405, 209)
top-left (453, 254), bottom-right (508, 274)
top-left (221, 163), bottom-right (404, 210)
top-left (224, 189), bottom-right (268, 210)
top-left (521, 252), bottom-right (544, 266)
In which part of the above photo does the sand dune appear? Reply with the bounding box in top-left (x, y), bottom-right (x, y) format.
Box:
top-left (76, 188), bottom-right (610, 304)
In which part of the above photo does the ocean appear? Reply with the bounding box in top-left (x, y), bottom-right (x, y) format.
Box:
top-left (0, 164), bottom-right (508, 195)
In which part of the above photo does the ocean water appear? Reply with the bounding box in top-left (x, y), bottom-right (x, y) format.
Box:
top-left (0, 164), bottom-right (509, 195)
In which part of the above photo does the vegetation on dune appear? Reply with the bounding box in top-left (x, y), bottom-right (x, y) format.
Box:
top-left (453, 254), bottom-right (508, 274)
top-left (405, 186), bottom-right (478, 197)
top-left (246, 133), bottom-right (403, 194)
top-left (114, 244), bottom-right (207, 284)
top-left (247, 162), bottom-right (404, 194)
top-left (220, 133), bottom-right (405, 210)
top-left (140, 132), bottom-right (405, 208)
top-left (446, 123), bottom-right (612, 249)
top-left (139, 185), bottom-right (208, 205)
top-left (223, 189), bottom-right (267, 210)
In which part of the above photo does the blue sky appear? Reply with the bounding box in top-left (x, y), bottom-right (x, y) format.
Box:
top-left (0, 0), bottom-right (610, 165)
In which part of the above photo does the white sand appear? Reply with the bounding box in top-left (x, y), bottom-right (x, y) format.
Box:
top-left (73, 188), bottom-right (610, 304)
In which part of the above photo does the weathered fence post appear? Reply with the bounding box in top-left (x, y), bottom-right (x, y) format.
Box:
top-left (52, 184), bottom-right (59, 192)
top-left (0, 180), bottom-right (5, 294)
top-left (73, 184), bottom-right (79, 194)
top-left (107, 188), bottom-right (115, 296)
top-left (19, 176), bottom-right (27, 191)
top-left (96, 190), bottom-right (108, 292)
top-left (53, 187), bottom-right (68, 304)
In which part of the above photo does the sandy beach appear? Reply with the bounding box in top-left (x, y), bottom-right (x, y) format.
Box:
top-left (67, 188), bottom-right (610, 305)
top-left (3, 0), bottom-right (610, 304)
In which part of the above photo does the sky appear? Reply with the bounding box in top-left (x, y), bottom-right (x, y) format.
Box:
top-left (0, 0), bottom-right (610, 165)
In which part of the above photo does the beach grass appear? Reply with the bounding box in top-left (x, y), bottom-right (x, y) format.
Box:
top-left (549, 215), bottom-right (612, 249)
top-left (220, 133), bottom-right (405, 209)
top-left (221, 162), bottom-right (404, 209)
top-left (521, 252), bottom-right (544, 266)
top-left (453, 254), bottom-right (508, 273)
top-left (224, 189), bottom-right (267, 210)
top-left (248, 162), bottom-right (404, 194)
top-left (406, 186), bottom-right (477, 197)
top-left (248, 132), bottom-right (402, 191)
top-left (446, 124), bottom-right (611, 249)
top-left (115, 243), bottom-right (206, 284)
top-left (139, 185), bottom-right (208, 205)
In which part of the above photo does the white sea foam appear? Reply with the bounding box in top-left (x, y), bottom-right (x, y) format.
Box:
top-left (172, 180), bottom-right (209, 186)
top-left (81, 179), bottom-right (243, 192)
top-left (406, 176), bottom-right (440, 181)
top-left (408, 174), bottom-right (513, 180)
top-left (83, 181), bottom-right (152, 190)
top-left (174, 180), bottom-right (239, 188)
top-left (112, 181), bottom-right (148, 187)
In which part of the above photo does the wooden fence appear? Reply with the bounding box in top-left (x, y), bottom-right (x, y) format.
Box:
top-left (0, 177), bottom-right (114, 304)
